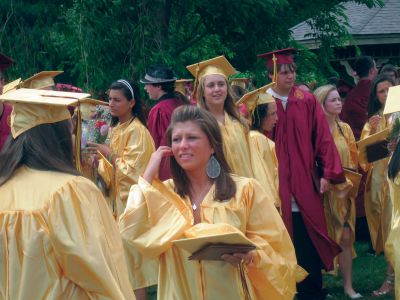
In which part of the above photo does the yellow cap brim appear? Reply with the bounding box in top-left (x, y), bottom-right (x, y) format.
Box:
top-left (2, 78), bottom-right (22, 94)
top-left (236, 82), bottom-right (276, 117)
top-left (186, 56), bottom-right (236, 80)
top-left (22, 71), bottom-right (63, 89)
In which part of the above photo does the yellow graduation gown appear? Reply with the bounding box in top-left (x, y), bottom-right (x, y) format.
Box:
top-left (249, 130), bottom-right (281, 209)
top-left (219, 113), bottom-right (254, 178)
top-left (0, 166), bottom-right (134, 300)
top-left (385, 174), bottom-right (400, 300)
top-left (119, 175), bottom-right (303, 300)
top-left (360, 115), bottom-right (392, 254)
top-left (98, 117), bottom-right (155, 218)
top-left (98, 117), bottom-right (158, 289)
top-left (324, 122), bottom-right (358, 270)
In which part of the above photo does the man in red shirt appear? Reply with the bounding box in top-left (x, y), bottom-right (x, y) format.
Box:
top-left (141, 65), bottom-right (186, 180)
top-left (0, 52), bottom-right (13, 152)
top-left (340, 56), bottom-right (378, 141)
top-left (258, 48), bottom-right (345, 300)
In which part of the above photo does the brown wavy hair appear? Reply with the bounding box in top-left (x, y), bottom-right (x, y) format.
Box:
top-left (166, 105), bottom-right (236, 201)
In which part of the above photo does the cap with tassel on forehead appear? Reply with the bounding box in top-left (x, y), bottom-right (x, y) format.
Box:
top-left (236, 83), bottom-right (276, 123)
top-left (186, 56), bottom-right (236, 96)
top-left (257, 48), bottom-right (296, 83)
top-left (0, 88), bottom-right (107, 171)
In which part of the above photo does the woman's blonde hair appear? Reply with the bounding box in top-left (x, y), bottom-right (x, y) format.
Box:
top-left (196, 75), bottom-right (248, 128)
top-left (314, 84), bottom-right (337, 106)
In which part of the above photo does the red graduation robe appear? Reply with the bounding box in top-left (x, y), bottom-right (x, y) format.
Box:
top-left (270, 86), bottom-right (345, 270)
top-left (340, 79), bottom-right (372, 141)
top-left (147, 94), bottom-right (184, 181)
top-left (0, 103), bottom-right (12, 152)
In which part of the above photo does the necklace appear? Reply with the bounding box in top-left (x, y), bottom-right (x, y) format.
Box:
top-left (190, 181), bottom-right (212, 211)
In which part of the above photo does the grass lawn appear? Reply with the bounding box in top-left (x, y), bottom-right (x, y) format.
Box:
top-left (145, 242), bottom-right (394, 299)
top-left (324, 242), bottom-right (394, 300)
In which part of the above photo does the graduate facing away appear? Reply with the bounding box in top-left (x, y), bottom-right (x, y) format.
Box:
top-left (119, 105), bottom-right (304, 300)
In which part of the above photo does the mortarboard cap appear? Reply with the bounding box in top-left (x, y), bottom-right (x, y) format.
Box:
top-left (236, 82), bottom-right (276, 118)
top-left (187, 55), bottom-right (236, 80)
top-left (230, 78), bottom-right (249, 89)
top-left (257, 48), bottom-right (297, 69)
top-left (2, 78), bottom-right (22, 94)
top-left (0, 89), bottom-right (108, 172)
top-left (0, 88), bottom-right (92, 138)
top-left (186, 56), bottom-right (236, 96)
top-left (383, 85), bottom-right (400, 115)
top-left (22, 71), bottom-right (63, 89)
top-left (175, 79), bottom-right (193, 95)
top-left (0, 53), bottom-right (13, 72)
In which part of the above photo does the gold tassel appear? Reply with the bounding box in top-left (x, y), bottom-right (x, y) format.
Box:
top-left (75, 105), bottom-right (82, 172)
top-left (239, 261), bottom-right (252, 300)
top-left (273, 54), bottom-right (277, 83)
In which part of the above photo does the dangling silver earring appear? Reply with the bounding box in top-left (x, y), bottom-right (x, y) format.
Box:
top-left (206, 155), bottom-right (221, 179)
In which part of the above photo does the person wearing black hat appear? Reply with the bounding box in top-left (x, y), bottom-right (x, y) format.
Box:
top-left (0, 52), bottom-right (13, 152)
top-left (141, 64), bottom-right (186, 181)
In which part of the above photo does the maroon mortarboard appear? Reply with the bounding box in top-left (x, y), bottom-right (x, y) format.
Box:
top-left (257, 48), bottom-right (297, 69)
top-left (0, 53), bottom-right (13, 72)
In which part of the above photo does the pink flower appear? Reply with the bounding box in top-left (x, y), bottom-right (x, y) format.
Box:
top-left (100, 124), bottom-right (109, 136)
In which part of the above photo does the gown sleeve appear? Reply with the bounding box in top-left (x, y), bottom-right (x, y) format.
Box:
top-left (114, 126), bottom-right (155, 201)
top-left (243, 178), bottom-right (306, 300)
top-left (47, 177), bottom-right (134, 300)
top-left (119, 177), bottom-right (193, 258)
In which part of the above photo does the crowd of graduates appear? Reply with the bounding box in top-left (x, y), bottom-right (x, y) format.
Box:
top-left (0, 49), bottom-right (399, 300)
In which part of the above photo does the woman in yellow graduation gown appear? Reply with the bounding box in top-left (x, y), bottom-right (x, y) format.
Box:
top-left (359, 75), bottom-right (395, 296)
top-left (238, 87), bottom-right (281, 209)
top-left (90, 80), bottom-right (157, 298)
top-left (0, 90), bottom-right (134, 299)
top-left (119, 106), bottom-right (304, 300)
top-left (315, 85), bottom-right (360, 298)
top-left (386, 141), bottom-right (400, 300)
top-left (93, 80), bottom-right (155, 218)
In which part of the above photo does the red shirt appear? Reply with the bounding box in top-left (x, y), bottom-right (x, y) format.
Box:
top-left (340, 79), bottom-right (372, 140)
top-left (147, 94), bottom-right (184, 180)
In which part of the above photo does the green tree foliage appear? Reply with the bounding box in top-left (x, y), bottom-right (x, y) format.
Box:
top-left (0, 0), bottom-right (383, 96)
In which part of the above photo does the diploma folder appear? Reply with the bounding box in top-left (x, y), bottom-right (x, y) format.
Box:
top-left (173, 232), bottom-right (257, 261)
top-left (357, 128), bottom-right (390, 163)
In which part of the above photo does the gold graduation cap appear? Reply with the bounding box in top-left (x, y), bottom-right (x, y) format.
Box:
top-left (173, 223), bottom-right (258, 256)
top-left (175, 79), bottom-right (193, 95)
top-left (230, 78), bottom-right (249, 89)
top-left (2, 78), bottom-right (22, 94)
top-left (0, 88), bottom-right (108, 171)
top-left (357, 128), bottom-right (390, 163)
top-left (236, 82), bottom-right (276, 118)
top-left (186, 56), bottom-right (236, 95)
top-left (383, 85), bottom-right (400, 115)
top-left (22, 71), bottom-right (63, 89)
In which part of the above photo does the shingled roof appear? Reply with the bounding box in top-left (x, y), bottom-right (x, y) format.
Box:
top-left (291, 0), bottom-right (400, 49)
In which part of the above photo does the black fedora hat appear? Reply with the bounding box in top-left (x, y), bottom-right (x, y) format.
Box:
top-left (140, 65), bottom-right (177, 84)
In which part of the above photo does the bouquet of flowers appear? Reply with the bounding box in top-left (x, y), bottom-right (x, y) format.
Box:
top-left (81, 105), bottom-right (112, 148)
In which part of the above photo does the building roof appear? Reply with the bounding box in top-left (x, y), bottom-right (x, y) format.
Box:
top-left (291, 0), bottom-right (400, 49)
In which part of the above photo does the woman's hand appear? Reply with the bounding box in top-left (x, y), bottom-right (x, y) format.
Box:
top-left (369, 115), bottom-right (382, 134)
top-left (221, 251), bottom-right (253, 267)
top-left (319, 177), bottom-right (331, 194)
top-left (87, 142), bottom-right (112, 157)
top-left (143, 146), bottom-right (173, 183)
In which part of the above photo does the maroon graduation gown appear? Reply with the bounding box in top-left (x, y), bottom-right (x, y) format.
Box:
top-left (270, 86), bottom-right (345, 270)
top-left (147, 94), bottom-right (184, 180)
top-left (340, 79), bottom-right (372, 141)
